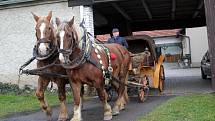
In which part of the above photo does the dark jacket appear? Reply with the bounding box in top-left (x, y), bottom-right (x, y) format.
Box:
top-left (107, 36), bottom-right (128, 48)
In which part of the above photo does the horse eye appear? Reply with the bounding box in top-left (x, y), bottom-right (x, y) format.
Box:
top-left (49, 27), bottom-right (51, 31)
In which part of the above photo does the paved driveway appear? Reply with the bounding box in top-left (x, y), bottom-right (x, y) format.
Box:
top-left (1, 64), bottom-right (213, 121)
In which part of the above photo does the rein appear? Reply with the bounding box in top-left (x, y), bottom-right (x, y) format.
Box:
top-left (19, 55), bottom-right (68, 79)
top-left (19, 38), bottom-right (65, 78)
top-left (19, 38), bottom-right (67, 79)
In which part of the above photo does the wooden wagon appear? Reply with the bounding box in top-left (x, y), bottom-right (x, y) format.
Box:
top-left (126, 35), bottom-right (165, 102)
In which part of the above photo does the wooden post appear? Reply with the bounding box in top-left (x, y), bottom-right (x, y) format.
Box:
top-left (204, 0), bottom-right (215, 90)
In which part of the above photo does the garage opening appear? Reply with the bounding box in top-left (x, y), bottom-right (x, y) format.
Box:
top-left (68, 0), bottom-right (214, 94)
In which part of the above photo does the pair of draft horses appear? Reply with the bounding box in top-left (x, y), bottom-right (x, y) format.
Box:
top-left (32, 11), bottom-right (131, 121)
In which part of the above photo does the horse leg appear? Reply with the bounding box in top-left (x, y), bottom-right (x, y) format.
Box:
top-left (112, 72), bottom-right (127, 115)
top-left (81, 85), bottom-right (85, 111)
top-left (70, 81), bottom-right (82, 121)
top-left (119, 72), bottom-right (129, 111)
top-left (57, 82), bottom-right (68, 121)
top-left (96, 87), bottom-right (112, 120)
top-left (112, 85), bottom-right (124, 116)
top-left (35, 77), bottom-right (52, 119)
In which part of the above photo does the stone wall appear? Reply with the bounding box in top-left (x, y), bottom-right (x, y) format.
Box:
top-left (0, 2), bottom-right (80, 87)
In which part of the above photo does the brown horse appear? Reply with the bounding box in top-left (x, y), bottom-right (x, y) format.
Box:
top-left (31, 11), bottom-right (69, 121)
top-left (55, 17), bottom-right (131, 121)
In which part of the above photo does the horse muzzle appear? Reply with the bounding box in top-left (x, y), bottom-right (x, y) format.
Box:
top-left (37, 39), bottom-right (53, 56)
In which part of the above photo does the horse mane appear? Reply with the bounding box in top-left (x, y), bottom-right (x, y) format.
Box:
top-left (71, 22), bottom-right (84, 49)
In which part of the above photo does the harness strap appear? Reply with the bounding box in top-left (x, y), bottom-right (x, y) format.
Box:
top-left (19, 56), bottom-right (36, 74)
top-left (86, 57), bottom-right (102, 71)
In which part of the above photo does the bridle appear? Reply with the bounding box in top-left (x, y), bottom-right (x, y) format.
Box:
top-left (34, 38), bottom-right (57, 61)
top-left (57, 37), bottom-right (76, 56)
top-left (34, 25), bottom-right (57, 61)
top-left (57, 36), bottom-right (79, 65)
top-left (57, 22), bottom-right (91, 69)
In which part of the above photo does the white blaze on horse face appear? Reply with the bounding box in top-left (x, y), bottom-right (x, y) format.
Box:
top-left (39, 23), bottom-right (46, 39)
top-left (59, 31), bottom-right (65, 49)
top-left (59, 31), bottom-right (65, 63)
top-left (38, 23), bottom-right (47, 55)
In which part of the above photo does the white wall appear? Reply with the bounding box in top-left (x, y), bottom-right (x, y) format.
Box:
top-left (0, 2), bottom-right (80, 87)
top-left (186, 27), bottom-right (208, 67)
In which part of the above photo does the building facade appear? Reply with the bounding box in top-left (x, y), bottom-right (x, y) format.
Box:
top-left (0, 1), bottom-right (80, 87)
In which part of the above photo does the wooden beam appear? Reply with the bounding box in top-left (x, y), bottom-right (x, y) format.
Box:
top-left (95, 18), bottom-right (205, 35)
top-left (0, 0), bottom-right (66, 10)
top-left (111, 3), bottom-right (132, 21)
top-left (171, 0), bottom-right (176, 20)
top-left (204, 0), bottom-right (215, 91)
top-left (68, 0), bottom-right (128, 6)
top-left (94, 0), bottom-right (127, 3)
top-left (192, 0), bottom-right (204, 18)
top-left (68, 0), bottom-right (93, 6)
top-left (140, 0), bottom-right (152, 20)
top-left (131, 18), bottom-right (205, 31)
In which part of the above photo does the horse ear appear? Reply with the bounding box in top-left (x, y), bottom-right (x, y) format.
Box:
top-left (31, 12), bottom-right (39, 22)
top-left (56, 17), bottom-right (61, 27)
top-left (69, 16), bottom-right (75, 27)
top-left (47, 11), bottom-right (52, 22)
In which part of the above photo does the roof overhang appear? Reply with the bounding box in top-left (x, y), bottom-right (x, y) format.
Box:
top-left (68, 0), bottom-right (206, 35)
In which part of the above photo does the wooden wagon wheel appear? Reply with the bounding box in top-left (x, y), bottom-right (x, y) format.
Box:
top-left (159, 65), bottom-right (165, 92)
top-left (138, 88), bottom-right (145, 102)
top-left (138, 77), bottom-right (149, 103)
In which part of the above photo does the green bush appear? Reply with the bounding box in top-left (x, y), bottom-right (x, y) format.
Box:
top-left (0, 82), bottom-right (34, 95)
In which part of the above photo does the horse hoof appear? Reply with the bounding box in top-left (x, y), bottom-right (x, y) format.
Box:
top-left (112, 110), bottom-right (119, 116)
top-left (46, 115), bottom-right (52, 121)
top-left (46, 107), bottom-right (53, 116)
top-left (57, 118), bottom-right (67, 121)
top-left (58, 114), bottom-right (68, 121)
top-left (70, 117), bottom-right (82, 121)
top-left (104, 114), bottom-right (112, 120)
top-left (119, 105), bottom-right (125, 111)
top-left (112, 107), bottom-right (120, 116)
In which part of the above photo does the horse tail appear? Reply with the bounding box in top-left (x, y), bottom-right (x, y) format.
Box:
top-left (115, 44), bottom-right (130, 103)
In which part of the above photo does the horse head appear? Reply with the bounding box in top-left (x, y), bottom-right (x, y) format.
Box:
top-left (55, 16), bottom-right (79, 64)
top-left (31, 11), bottom-right (56, 58)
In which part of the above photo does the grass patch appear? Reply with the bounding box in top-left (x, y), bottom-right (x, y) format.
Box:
top-left (0, 92), bottom-right (72, 117)
top-left (138, 93), bottom-right (215, 121)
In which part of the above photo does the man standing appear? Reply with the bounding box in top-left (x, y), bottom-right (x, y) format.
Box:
top-left (107, 28), bottom-right (128, 48)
